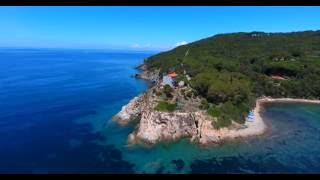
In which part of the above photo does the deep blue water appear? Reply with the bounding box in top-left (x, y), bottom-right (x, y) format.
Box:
top-left (0, 48), bottom-right (149, 173)
top-left (1, 48), bottom-right (320, 174)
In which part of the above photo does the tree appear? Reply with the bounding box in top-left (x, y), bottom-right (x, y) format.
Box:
top-left (199, 99), bottom-right (209, 110)
top-left (163, 84), bottom-right (173, 98)
top-left (145, 30), bottom-right (320, 128)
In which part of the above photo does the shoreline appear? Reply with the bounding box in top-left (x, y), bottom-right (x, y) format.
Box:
top-left (134, 64), bottom-right (159, 85)
top-left (239, 97), bottom-right (320, 136)
top-left (223, 97), bottom-right (268, 139)
top-left (113, 91), bottom-right (320, 146)
top-left (197, 97), bottom-right (268, 145)
top-left (192, 96), bottom-right (320, 145)
top-left (256, 97), bottom-right (320, 105)
top-left (115, 63), bottom-right (320, 146)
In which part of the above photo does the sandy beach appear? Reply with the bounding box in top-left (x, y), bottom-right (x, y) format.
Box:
top-left (206, 97), bottom-right (320, 142)
top-left (211, 97), bottom-right (268, 140)
top-left (197, 97), bottom-right (268, 144)
top-left (257, 97), bottom-right (320, 104)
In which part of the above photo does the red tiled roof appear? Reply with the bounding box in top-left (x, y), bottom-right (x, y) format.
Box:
top-left (271, 75), bottom-right (286, 80)
top-left (168, 72), bottom-right (178, 78)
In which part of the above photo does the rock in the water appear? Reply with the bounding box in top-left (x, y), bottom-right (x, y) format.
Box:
top-left (156, 166), bottom-right (165, 174)
top-left (127, 133), bottom-right (136, 144)
top-left (137, 68), bottom-right (160, 83)
top-left (113, 96), bottom-right (143, 125)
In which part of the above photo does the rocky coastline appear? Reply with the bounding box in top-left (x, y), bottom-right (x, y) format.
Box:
top-left (117, 64), bottom-right (320, 146)
top-left (113, 64), bottom-right (269, 145)
top-left (113, 92), bottom-right (270, 145)
top-left (134, 64), bottom-right (160, 86)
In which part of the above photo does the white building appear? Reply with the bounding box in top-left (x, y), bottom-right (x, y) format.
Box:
top-left (162, 75), bottom-right (174, 87)
top-left (178, 81), bottom-right (185, 87)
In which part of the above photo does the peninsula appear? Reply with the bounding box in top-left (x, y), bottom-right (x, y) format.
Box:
top-left (114, 30), bottom-right (320, 145)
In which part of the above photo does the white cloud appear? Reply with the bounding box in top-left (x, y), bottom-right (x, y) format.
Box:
top-left (175, 41), bottom-right (188, 47)
top-left (130, 43), bottom-right (155, 49)
top-left (131, 43), bottom-right (140, 48)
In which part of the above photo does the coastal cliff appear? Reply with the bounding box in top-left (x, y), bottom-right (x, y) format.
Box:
top-left (114, 30), bottom-right (320, 146)
top-left (135, 64), bottom-right (160, 84)
top-left (114, 89), bottom-right (201, 144)
top-left (113, 81), bottom-right (268, 145)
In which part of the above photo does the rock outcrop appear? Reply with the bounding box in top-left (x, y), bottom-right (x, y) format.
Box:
top-left (135, 111), bottom-right (198, 144)
top-left (135, 64), bottom-right (160, 84)
top-left (113, 67), bottom-right (267, 146)
top-left (113, 96), bottom-right (144, 125)
top-left (113, 88), bottom-right (218, 145)
top-left (113, 88), bottom-right (267, 145)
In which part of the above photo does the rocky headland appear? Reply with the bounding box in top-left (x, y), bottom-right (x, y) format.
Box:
top-left (113, 68), bottom-right (268, 145)
top-left (134, 64), bottom-right (160, 85)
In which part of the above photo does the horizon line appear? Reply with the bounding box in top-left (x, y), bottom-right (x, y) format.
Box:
top-left (0, 46), bottom-right (167, 53)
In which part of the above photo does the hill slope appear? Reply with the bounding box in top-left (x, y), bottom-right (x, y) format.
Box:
top-left (143, 30), bottom-right (320, 128)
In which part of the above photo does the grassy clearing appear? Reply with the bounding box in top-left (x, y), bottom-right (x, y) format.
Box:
top-left (154, 101), bottom-right (177, 112)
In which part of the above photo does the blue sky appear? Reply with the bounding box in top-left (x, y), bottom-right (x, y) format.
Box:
top-left (0, 6), bottom-right (320, 51)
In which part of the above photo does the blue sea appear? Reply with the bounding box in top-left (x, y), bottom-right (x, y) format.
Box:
top-left (1, 48), bottom-right (320, 174)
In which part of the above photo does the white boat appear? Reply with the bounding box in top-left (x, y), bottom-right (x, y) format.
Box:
top-left (246, 111), bottom-right (254, 122)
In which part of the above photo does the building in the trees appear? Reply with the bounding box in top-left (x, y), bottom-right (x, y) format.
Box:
top-left (168, 71), bottom-right (178, 78)
top-left (162, 75), bottom-right (174, 87)
top-left (161, 71), bottom-right (179, 87)
top-left (271, 75), bottom-right (286, 81)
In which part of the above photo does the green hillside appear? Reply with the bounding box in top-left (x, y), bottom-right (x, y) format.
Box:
top-left (144, 30), bottom-right (320, 128)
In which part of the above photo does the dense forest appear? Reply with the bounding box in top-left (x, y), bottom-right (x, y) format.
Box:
top-left (144, 30), bottom-right (320, 128)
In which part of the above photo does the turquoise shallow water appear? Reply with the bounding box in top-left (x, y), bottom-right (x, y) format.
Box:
top-left (1, 48), bottom-right (320, 173)
top-left (80, 96), bottom-right (320, 173)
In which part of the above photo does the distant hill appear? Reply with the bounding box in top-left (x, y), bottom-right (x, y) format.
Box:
top-left (146, 30), bottom-right (320, 75)
top-left (144, 30), bottom-right (320, 127)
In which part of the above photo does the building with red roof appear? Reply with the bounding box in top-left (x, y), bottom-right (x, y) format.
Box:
top-left (168, 71), bottom-right (178, 78)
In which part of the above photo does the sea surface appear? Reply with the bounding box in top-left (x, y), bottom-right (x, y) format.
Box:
top-left (1, 48), bottom-right (320, 173)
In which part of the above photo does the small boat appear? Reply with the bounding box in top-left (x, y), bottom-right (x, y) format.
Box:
top-left (246, 111), bottom-right (254, 122)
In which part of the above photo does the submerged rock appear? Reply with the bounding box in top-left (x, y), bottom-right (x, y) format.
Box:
top-left (171, 159), bottom-right (185, 171)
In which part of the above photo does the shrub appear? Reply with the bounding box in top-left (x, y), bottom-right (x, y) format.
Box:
top-left (199, 99), bottom-right (209, 110)
top-left (208, 106), bottom-right (232, 129)
top-left (207, 102), bottom-right (244, 129)
top-left (185, 90), bottom-right (193, 98)
top-left (180, 89), bottom-right (186, 95)
top-left (163, 84), bottom-right (173, 98)
top-left (208, 106), bottom-right (221, 117)
top-left (212, 115), bottom-right (232, 129)
top-left (154, 101), bottom-right (177, 112)
top-left (155, 91), bottom-right (162, 96)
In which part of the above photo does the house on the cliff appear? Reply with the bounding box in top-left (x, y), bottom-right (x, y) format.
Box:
top-left (161, 71), bottom-right (178, 87)
top-left (270, 74), bottom-right (287, 87)
top-left (162, 75), bottom-right (174, 87)
top-left (271, 75), bottom-right (287, 81)
top-left (168, 71), bottom-right (178, 78)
